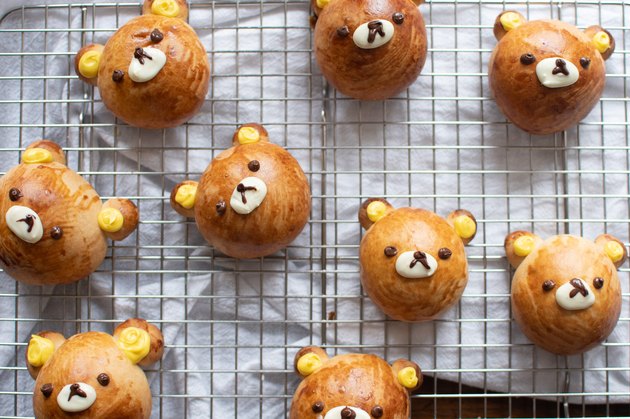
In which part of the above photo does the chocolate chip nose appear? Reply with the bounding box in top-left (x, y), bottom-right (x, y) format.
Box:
top-left (367, 20), bottom-right (385, 43)
top-left (552, 58), bottom-right (570, 76)
top-left (341, 407), bottom-right (357, 419)
top-left (410, 251), bottom-right (431, 269)
top-left (569, 278), bottom-right (589, 298)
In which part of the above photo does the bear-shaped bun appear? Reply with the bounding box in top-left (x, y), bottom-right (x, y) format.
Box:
top-left (311, 0), bottom-right (427, 100)
top-left (358, 198), bottom-right (476, 321)
top-left (26, 318), bottom-right (163, 418)
top-left (75, 0), bottom-right (210, 129)
top-left (290, 346), bottom-right (422, 418)
top-left (505, 231), bottom-right (625, 355)
top-left (0, 140), bottom-right (139, 286)
top-left (170, 124), bottom-right (310, 259)
top-left (489, 11), bottom-right (615, 135)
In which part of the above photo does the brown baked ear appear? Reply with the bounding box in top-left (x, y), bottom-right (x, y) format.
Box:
top-left (391, 359), bottom-right (422, 392)
top-left (311, 0), bottom-right (335, 17)
top-left (446, 209), bottom-right (477, 245)
top-left (358, 198), bottom-right (394, 230)
top-left (493, 11), bottom-right (526, 41)
top-left (585, 26), bottom-right (615, 60)
top-left (504, 230), bottom-right (543, 269)
top-left (75, 44), bottom-right (103, 86)
top-left (294, 346), bottom-right (329, 378)
top-left (142, 0), bottom-right (189, 20)
top-left (23, 140), bottom-right (66, 165)
top-left (113, 318), bottom-right (164, 367)
top-left (171, 180), bottom-right (198, 218)
top-left (26, 331), bottom-right (66, 380)
top-left (98, 199), bottom-right (139, 241)
top-left (595, 234), bottom-right (627, 269)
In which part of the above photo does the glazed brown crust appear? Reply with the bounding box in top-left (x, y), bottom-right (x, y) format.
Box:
top-left (32, 332), bottom-right (152, 419)
top-left (511, 235), bottom-right (622, 355)
top-left (194, 142), bottom-right (311, 258)
top-left (360, 208), bottom-right (468, 321)
top-left (314, 0), bottom-right (427, 100)
top-left (0, 163), bottom-right (107, 285)
top-left (290, 354), bottom-right (410, 419)
top-left (488, 20), bottom-right (606, 135)
top-left (97, 15), bottom-right (209, 129)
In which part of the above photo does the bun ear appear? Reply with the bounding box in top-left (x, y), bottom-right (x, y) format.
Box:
top-left (294, 346), bottom-right (329, 378)
top-left (311, 0), bottom-right (334, 17)
top-left (75, 44), bottom-right (103, 86)
top-left (142, 0), bottom-right (189, 20)
top-left (170, 181), bottom-right (198, 218)
top-left (23, 140), bottom-right (65, 165)
top-left (595, 234), bottom-right (627, 269)
top-left (358, 198), bottom-right (394, 230)
top-left (446, 209), bottom-right (477, 245)
top-left (504, 230), bottom-right (542, 269)
top-left (26, 332), bottom-right (65, 380)
top-left (99, 198), bottom-right (139, 241)
top-left (585, 26), bottom-right (615, 60)
top-left (232, 123), bottom-right (269, 146)
top-left (493, 11), bottom-right (526, 41)
top-left (391, 359), bottom-right (422, 392)
top-left (113, 318), bottom-right (164, 367)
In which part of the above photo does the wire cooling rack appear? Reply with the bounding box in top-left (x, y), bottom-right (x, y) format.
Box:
top-left (0, 0), bottom-right (628, 418)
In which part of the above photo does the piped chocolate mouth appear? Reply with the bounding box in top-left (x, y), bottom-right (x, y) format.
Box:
top-left (552, 58), bottom-right (569, 76)
top-left (17, 214), bottom-right (35, 232)
top-left (410, 251), bottom-right (431, 269)
top-left (68, 383), bottom-right (87, 401)
top-left (367, 21), bottom-right (385, 43)
top-left (569, 278), bottom-right (589, 298)
top-left (236, 183), bottom-right (257, 204)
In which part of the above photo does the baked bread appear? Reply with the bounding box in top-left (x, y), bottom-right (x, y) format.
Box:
top-left (170, 124), bottom-right (310, 258)
top-left (312, 0), bottom-right (427, 100)
top-left (26, 318), bottom-right (163, 418)
top-left (290, 346), bottom-right (421, 418)
top-left (505, 231), bottom-right (625, 355)
top-left (0, 140), bottom-right (138, 286)
top-left (75, 0), bottom-right (209, 129)
top-left (489, 11), bottom-right (614, 135)
top-left (359, 198), bottom-right (476, 321)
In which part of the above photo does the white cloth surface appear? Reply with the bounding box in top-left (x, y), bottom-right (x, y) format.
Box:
top-left (0, 0), bottom-right (628, 417)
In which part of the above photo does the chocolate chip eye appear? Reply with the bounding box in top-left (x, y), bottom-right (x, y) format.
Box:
top-left (112, 70), bottom-right (124, 82)
top-left (312, 401), bottom-right (324, 413)
top-left (337, 26), bottom-right (350, 37)
top-left (50, 226), bottom-right (63, 240)
top-left (438, 248), bottom-right (452, 260)
top-left (580, 57), bottom-right (591, 69)
top-left (520, 53), bottom-right (536, 65)
top-left (150, 28), bottom-right (164, 43)
top-left (9, 187), bottom-right (22, 201)
top-left (593, 277), bottom-right (604, 289)
top-left (384, 246), bottom-right (397, 257)
top-left (392, 12), bottom-right (404, 24)
top-left (40, 383), bottom-right (53, 398)
top-left (248, 160), bottom-right (260, 172)
top-left (97, 373), bottom-right (110, 386)
top-left (371, 405), bottom-right (384, 417)
top-left (542, 280), bottom-right (555, 292)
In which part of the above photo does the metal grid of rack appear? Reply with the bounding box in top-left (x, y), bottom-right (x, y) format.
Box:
top-left (0, 0), bottom-right (628, 417)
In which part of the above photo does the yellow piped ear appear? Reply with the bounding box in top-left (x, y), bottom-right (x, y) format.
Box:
top-left (398, 367), bottom-right (419, 389)
top-left (504, 231), bottom-right (542, 269)
top-left (116, 327), bottom-right (151, 365)
top-left (98, 207), bottom-right (124, 233)
top-left (21, 148), bottom-right (53, 164)
top-left (447, 209), bottom-right (477, 245)
top-left (358, 198), bottom-right (394, 230)
top-left (493, 11), bottom-right (526, 41)
top-left (232, 123), bottom-right (270, 146)
top-left (74, 44), bottom-right (104, 86)
top-left (392, 359), bottom-right (422, 391)
top-left (170, 181), bottom-right (198, 218)
top-left (27, 335), bottom-right (55, 368)
top-left (294, 346), bottom-right (329, 378)
top-left (595, 234), bottom-right (627, 269)
top-left (585, 26), bottom-right (615, 60)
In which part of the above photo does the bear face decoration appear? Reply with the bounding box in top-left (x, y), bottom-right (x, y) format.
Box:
top-left (488, 11), bottom-right (615, 135)
top-left (0, 140), bottom-right (138, 286)
top-left (358, 198), bottom-right (476, 322)
top-left (26, 318), bottom-right (163, 419)
top-left (290, 346), bottom-right (422, 419)
top-left (505, 231), bottom-right (625, 355)
top-left (311, 0), bottom-right (427, 100)
top-left (75, 0), bottom-right (210, 129)
top-left (170, 124), bottom-right (311, 259)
